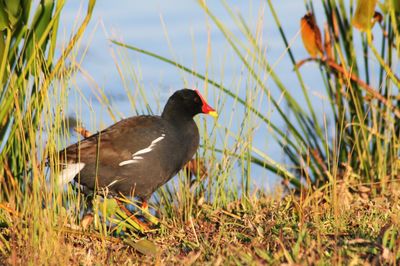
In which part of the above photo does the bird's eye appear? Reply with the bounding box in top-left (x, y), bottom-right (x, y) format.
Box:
top-left (194, 97), bottom-right (200, 103)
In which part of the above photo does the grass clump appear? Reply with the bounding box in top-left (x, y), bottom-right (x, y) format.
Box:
top-left (2, 180), bottom-right (399, 264)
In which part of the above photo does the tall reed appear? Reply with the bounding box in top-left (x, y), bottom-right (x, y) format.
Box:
top-left (113, 0), bottom-right (399, 191)
top-left (0, 0), bottom-right (96, 261)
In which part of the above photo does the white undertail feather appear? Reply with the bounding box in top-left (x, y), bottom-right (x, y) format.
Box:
top-left (119, 134), bottom-right (165, 166)
top-left (58, 162), bottom-right (85, 185)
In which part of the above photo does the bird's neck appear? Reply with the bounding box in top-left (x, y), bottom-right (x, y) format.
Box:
top-left (162, 106), bottom-right (193, 126)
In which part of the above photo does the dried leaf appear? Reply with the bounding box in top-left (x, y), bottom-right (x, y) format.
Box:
top-left (74, 126), bottom-right (92, 138)
top-left (381, 247), bottom-right (392, 261)
top-left (358, 185), bottom-right (371, 193)
top-left (373, 11), bottom-right (383, 23)
top-left (324, 23), bottom-right (334, 60)
top-left (352, 0), bottom-right (378, 32)
top-left (344, 238), bottom-right (373, 245)
top-left (331, 11), bottom-right (339, 39)
top-left (360, 193), bottom-right (369, 200)
top-left (184, 158), bottom-right (208, 186)
top-left (124, 238), bottom-right (158, 256)
top-left (300, 12), bottom-right (323, 58)
top-left (81, 213), bottom-right (94, 230)
top-left (181, 251), bottom-right (201, 266)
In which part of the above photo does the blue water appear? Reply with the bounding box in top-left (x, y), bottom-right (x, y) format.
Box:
top-left (58, 1), bottom-right (336, 192)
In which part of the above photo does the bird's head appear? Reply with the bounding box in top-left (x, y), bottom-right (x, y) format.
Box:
top-left (162, 88), bottom-right (218, 120)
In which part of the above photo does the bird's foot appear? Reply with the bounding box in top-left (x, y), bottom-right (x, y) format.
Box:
top-left (115, 199), bottom-right (159, 233)
top-left (140, 201), bottom-right (159, 226)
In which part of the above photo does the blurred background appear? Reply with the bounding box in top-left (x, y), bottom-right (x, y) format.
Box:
top-left (58, 1), bottom-right (329, 190)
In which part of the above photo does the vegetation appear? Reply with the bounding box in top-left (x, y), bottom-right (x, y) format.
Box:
top-left (0, 0), bottom-right (399, 264)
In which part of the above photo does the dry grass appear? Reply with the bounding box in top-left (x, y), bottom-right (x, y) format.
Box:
top-left (1, 179), bottom-right (399, 265)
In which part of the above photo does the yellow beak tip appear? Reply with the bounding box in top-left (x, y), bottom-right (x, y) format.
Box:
top-left (208, 111), bottom-right (218, 118)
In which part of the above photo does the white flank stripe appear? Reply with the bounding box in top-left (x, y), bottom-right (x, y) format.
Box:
top-left (119, 134), bottom-right (165, 166)
top-left (132, 134), bottom-right (165, 157)
top-left (119, 159), bottom-right (140, 166)
top-left (59, 162), bottom-right (85, 185)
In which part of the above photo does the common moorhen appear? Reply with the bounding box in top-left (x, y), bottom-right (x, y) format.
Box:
top-left (58, 89), bottom-right (217, 207)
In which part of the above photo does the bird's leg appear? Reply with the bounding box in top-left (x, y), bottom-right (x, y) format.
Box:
top-left (140, 199), bottom-right (159, 225)
top-left (80, 193), bottom-right (94, 229)
top-left (115, 198), bottom-right (150, 232)
top-left (141, 200), bottom-right (148, 212)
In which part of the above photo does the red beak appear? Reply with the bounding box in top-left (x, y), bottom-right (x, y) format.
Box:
top-left (195, 89), bottom-right (218, 117)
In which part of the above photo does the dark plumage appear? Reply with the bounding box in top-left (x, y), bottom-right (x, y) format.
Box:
top-left (58, 89), bottom-right (217, 203)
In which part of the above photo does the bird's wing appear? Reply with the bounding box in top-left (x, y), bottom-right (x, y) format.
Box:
top-left (58, 115), bottom-right (167, 165)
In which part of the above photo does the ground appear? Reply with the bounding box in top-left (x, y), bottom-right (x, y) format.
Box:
top-left (1, 181), bottom-right (399, 265)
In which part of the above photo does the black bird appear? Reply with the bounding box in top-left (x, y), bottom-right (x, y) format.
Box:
top-left (58, 89), bottom-right (217, 210)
